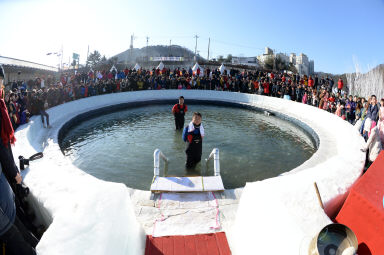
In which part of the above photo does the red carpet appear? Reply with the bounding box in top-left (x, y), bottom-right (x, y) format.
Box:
top-left (335, 151), bottom-right (384, 255)
top-left (145, 232), bottom-right (231, 255)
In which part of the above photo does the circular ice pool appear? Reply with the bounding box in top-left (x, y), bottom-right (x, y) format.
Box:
top-left (60, 103), bottom-right (316, 190)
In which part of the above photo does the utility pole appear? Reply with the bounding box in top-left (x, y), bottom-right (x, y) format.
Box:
top-left (86, 45), bottom-right (89, 68)
top-left (194, 34), bottom-right (199, 58)
top-left (58, 44), bottom-right (63, 72)
top-left (129, 34), bottom-right (134, 64)
top-left (207, 37), bottom-right (210, 61)
top-left (169, 40), bottom-right (172, 57)
top-left (146, 36), bottom-right (149, 63)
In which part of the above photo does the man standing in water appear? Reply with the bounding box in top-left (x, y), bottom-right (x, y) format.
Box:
top-left (172, 96), bottom-right (187, 130)
top-left (182, 112), bottom-right (204, 169)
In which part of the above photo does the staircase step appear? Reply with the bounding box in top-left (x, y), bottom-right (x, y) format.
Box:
top-left (145, 232), bottom-right (231, 255)
top-left (150, 176), bottom-right (224, 193)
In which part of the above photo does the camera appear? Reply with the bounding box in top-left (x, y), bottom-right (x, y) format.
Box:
top-left (15, 182), bottom-right (30, 198)
top-left (18, 152), bottom-right (44, 171)
top-left (19, 156), bottom-right (30, 170)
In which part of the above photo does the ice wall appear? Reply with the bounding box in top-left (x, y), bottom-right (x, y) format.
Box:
top-left (347, 65), bottom-right (384, 99)
top-left (229, 95), bottom-right (366, 254)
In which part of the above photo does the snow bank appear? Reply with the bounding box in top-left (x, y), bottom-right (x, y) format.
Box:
top-left (13, 90), bottom-right (365, 255)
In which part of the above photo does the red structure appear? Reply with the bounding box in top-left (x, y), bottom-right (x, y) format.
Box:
top-left (145, 232), bottom-right (231, 255)
top-left (336, 151), bottom-right (384, 255)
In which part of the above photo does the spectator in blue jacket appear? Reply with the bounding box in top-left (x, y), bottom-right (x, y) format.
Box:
top-left (346, 95), bottom-right (356, 124)
top-left (363, 95), bottom-right (380, 140)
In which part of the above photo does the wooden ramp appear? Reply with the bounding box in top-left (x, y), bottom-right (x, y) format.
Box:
top-left (145, 232), bottom-right (232, 255)
top-left (150, 176), bottom-right (224, 193)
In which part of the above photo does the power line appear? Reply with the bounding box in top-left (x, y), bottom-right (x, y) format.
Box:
top-left (124, 34), bottom-right (265, 52)
top-left (207, 38), bottom-right (264, 52)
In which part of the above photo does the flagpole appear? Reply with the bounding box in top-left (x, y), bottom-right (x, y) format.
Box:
top-left (86, 45), bottom-right (89, 68)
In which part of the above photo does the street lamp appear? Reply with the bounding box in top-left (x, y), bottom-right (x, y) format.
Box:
top-left (46, 51), bottom-right (63, 71)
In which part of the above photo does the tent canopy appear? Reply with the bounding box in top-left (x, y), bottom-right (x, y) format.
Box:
top-left (157, 62), bottom-right (165, 70)
top-left (192, 63), bottom-right (204, 76)
top-left (134, 63), bottom-right (141, 71)
top-left (110, 65), bottom-right (117, 73)
top-left (219, 64), bottom-right (226, 74)
top-left (192, 62), bottom-right (201, 71)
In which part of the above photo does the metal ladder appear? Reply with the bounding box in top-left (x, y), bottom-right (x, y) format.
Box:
top-left (153, 148), bottom-right (220, 178)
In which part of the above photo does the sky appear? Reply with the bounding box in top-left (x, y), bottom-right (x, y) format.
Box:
top-left (0, 0), bottom-right (383, 74)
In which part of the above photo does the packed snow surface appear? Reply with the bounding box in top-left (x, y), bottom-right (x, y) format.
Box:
top-left (13, 90), bottom-right (365, 255)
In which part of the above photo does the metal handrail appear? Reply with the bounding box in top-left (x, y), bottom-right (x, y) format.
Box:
top-left (205, 148), bottom-right (220, 176)
top-left (154, 149), bottom-right (168, 177)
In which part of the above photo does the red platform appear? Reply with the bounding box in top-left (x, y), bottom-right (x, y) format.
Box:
top-left (145, 232), bottom-right (231, 255)
top-left (335, 151), bottom-right (384, 255)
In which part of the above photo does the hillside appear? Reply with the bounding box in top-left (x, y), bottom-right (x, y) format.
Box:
top-left (113, 45), bottom-right (205, 64)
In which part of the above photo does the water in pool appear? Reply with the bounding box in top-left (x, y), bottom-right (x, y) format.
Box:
top-left (60, 104), bottom-right (316, 190)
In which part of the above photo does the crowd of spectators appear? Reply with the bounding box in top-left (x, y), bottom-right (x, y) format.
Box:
top-left (1, 65), bottom-right (383, 159)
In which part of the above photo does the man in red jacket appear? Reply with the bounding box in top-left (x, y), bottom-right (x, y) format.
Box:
top-left (263, 81), bottom-right (270, 96)
top-left (337, 78), bottom-right (344, 94)
top-left (172, 96), bottom-right (188, 130)
top-left (308, 76), bottom-right (314, 88)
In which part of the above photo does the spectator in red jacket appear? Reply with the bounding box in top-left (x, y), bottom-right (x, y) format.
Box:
top-left (308, 76), bottom-right (314, 88)
top-left (263, 81), bottom-right (270, 96)
top-left (337, 78), bottom-right (344, 94)
top-left (172, 96), bottom-right (188, 130)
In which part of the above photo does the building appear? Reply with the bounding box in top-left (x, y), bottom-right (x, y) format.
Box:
top-left (265, 47), bottom-right (273, 55)
top-left (0, 55), bottom-right (58, 85)
top-left (295, 53), bottom-right (316, 76)
top-left (275, 53), bottom-right (289, 64)
top-left (309, 60), bottom-right (315, 75)
top-left (296, 53), bottom-right (308, 65)
top-left (232, 46), bottom-right (315, 75)
top-left (290, 53), bottom-right (296, 65)
top-left (231, 56), bottom-right (260, 67)
top-left (287, 52), bottom-right (314, 76)
top-left (257, 48), bottom-right (274, 66)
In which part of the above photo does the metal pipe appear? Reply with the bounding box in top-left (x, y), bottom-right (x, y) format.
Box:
top-left (213, 148), bottom-right (220, 176)
top-left (206, 148), bottom-right (220, 176)
top-left (154, 149), bottom-right (168, 177)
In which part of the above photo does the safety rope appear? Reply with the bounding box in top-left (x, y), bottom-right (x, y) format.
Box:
top-left (210, 192), bottom-right (221, 230)
top-left (151, 191), bottom-right (222, 237)
top-left (152, 193), bottom-right (166, 237)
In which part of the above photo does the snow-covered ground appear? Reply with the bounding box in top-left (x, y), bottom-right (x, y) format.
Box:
top-left (13, 90), bottom-right (365, 254)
